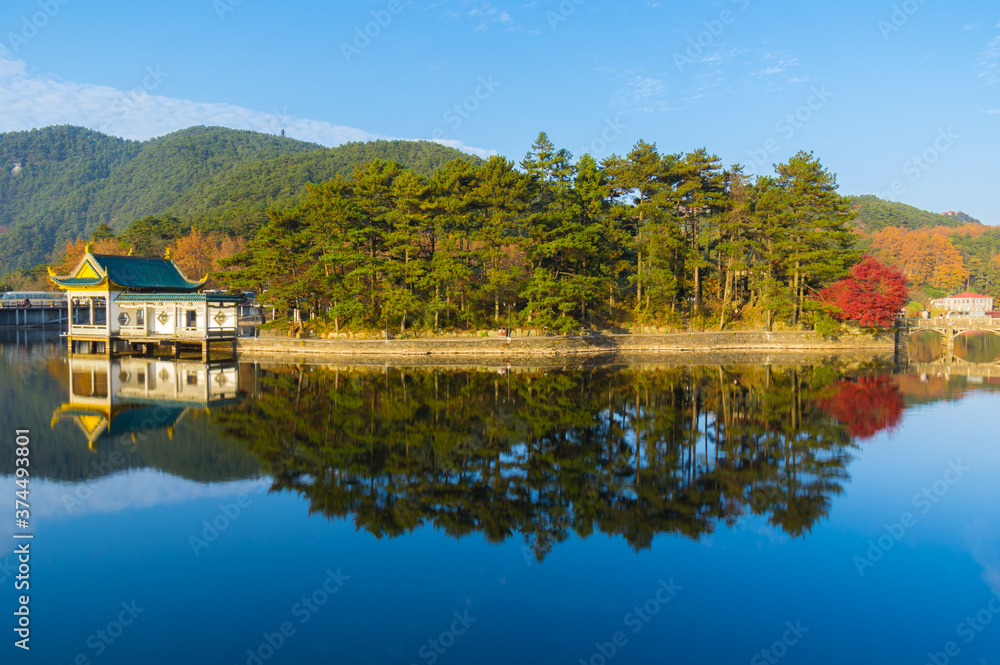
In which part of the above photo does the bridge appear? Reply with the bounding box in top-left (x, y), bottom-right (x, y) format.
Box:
top-left (908, 358), bottom-right (1000, 379)
top-left (0, 299), bottom-right (67, 328)
top-left (907, 318), bottom-right (1000, 349)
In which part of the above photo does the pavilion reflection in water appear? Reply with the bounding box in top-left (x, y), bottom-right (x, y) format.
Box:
top-left (52, 355), bottom-right (242, 448)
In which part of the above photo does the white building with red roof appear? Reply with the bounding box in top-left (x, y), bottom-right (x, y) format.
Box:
top-left (930, 292), bottom-right (994, 315)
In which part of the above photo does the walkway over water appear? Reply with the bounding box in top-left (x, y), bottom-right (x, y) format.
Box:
top-left (0, 299), bottom-right (67, 328)
top-left (909, 318), bottom-right (1000, 333)
top-left (908, 318), bottom-right (1000, 350)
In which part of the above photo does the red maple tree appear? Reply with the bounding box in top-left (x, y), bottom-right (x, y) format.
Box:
top-left (816, 376), bottom-right (904, 440)
top-left (818, 256), bottom-right (909, 327)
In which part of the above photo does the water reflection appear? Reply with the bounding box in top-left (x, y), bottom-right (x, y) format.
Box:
top-left (909, 328), bottom-right (1000, 365)
top-left (954, 331), bottom-right (1000, 364)
top-left (210, 361), bottom-right (902, 559)
top-left (53, 355), bottom-right (243, 448)
top-left (909, 330), bottom-right (944, 362)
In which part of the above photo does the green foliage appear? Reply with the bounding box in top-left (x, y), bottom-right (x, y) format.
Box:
top-left (849, 195), bottom-right (980, 232)
top-left (219, 141), bottom-right (870, 333)
top-left (118, 215), bottom-right (187, 257)
top-left (0, 126), bottom-right (482, 273)
top-left (211, 363), bottom-right (881, 554)
top-left (813, 311), bottom-right (843, 339)
top-left (948, 229), bottom-right (1000, 298)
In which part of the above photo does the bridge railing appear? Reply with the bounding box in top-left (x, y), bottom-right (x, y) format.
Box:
top-left (0, 299), bottom-right (67, 309)
top-left (909, 317), bottom-right (1000, 328)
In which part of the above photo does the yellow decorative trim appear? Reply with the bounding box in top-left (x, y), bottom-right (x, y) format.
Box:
top-left (128, 247), bottom-right (134, 256)
top-left (53, 277), bottom-right (110, 292)
top-left (165, 247), bottom-right (172, 259)
top-left (47, 266), bottom-right (56, 276)
top-left (77, 261), bottom-right (100, 279)
top-left (85, 242), bottom-right (93, 253)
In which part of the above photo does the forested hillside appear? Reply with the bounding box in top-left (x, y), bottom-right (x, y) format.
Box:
top-left (170, 140), bottom-right (488, 237)
top-left (849, 194), bottom-right (981, 231)
top-left (0, 126), bottom-right (481, 272)
top-left (842, 196), bottom-right (998, 305)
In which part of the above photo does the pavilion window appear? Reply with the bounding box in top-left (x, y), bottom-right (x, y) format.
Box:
top-left (94, 298), bottom-right (107, 325)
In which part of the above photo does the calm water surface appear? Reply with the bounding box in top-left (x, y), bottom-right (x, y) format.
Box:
top-left (1, 331), bottom-right (998, 664)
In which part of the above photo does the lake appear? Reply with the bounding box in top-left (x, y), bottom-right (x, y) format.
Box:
top-left (2, 330), bottom-right (999, 664)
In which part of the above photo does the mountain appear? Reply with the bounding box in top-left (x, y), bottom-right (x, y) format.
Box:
top-left (0, 126), bottom-right (482, 273)
top-left (849, 195), bottom-right (983, 231)
top-left (167, 139), bottom-right (487, 237)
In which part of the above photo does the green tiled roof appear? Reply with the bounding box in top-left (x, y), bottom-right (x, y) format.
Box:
top-left (115, 293), bottom-right (245, 303)
top-left (95, 254), bottom-right (205, 291)
top-left (107, 406), bottom-right (188, 437)
top-left (55, 277), bottom-right (105, 286)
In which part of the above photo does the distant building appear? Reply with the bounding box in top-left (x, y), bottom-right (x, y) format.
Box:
top-left (11, 162), bottom-right (21, 174)
top-left (929, 292), bottom-right (994, 315)
top-left (942, 210), bottom-right (959, 217)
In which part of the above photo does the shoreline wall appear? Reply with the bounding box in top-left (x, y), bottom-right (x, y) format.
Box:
top-left (237, 330), bottom-right (897, 360)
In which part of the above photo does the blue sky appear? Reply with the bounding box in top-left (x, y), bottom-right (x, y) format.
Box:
top-left (0, 0), bottom-right (997, 222)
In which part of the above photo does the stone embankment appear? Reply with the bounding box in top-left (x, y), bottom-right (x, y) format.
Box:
top-left (237, 329), bottom-right (896, 360)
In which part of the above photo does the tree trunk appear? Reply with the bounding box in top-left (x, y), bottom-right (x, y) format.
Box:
top-left (719, 257), bottom-right (734, 331)
top-left (636, 211), bottom-right (643, 308)
top-left (636, 251), bottom-right (642, 308)
top-left (792, 260), bottom-right (801, 326)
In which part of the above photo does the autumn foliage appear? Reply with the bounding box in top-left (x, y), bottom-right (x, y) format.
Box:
top-left (818, 257), bottom-right (909, 327)
top-left (816, 376), bottom-right (904, 440)
top-left (868, 226), bottom-right (969, 290)
top-left (49, 231), bottom-right (245, 289)
top-left (51, 238), bottom-right (129, 275)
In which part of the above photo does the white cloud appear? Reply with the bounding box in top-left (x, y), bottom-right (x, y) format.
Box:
top-left (0, 46), bottom-right (493, 157)
top-left (429, 0), bottom-right (538, 33)
top-left (612, 75), bottom-right (672, 114)
top-left (751, 57), bottom-right (798, 77)
top-left (980, 21), bottom-right (1000, 84)
top-left (33, 472), bottom-right (269, 520)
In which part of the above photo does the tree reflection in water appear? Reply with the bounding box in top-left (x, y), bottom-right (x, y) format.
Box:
top-left (213, 362), bottom-right (902, 560)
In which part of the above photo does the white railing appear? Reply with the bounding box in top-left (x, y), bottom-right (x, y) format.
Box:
top-left (0, 299), bottom-right (66, 308)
